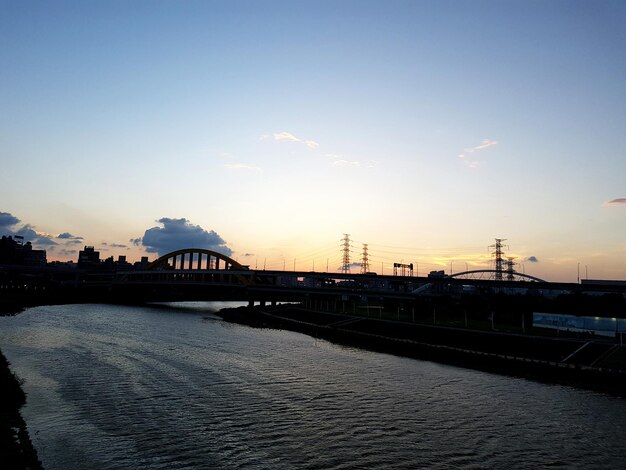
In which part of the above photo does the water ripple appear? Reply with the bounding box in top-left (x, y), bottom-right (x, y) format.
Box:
top-left (2, 303), bottom-right (626, 469)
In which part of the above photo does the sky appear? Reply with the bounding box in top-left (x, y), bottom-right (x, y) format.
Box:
top-left (1, 0), bottom-right (625, 282)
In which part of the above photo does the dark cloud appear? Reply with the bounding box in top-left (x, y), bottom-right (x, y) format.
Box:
top-left (57, 248), bottom-right (78, 257)
top-left (130, 238), bottom-right (142, 246)
top-left (607, 198), bottom-right (626, 205)
top-left (57, 232), bottom-right (83, 240)
top-left (136, 218), bottom-right (232, 257)
top-left (66, 239), bottom-right (84, 245)
top-left (0, 212), bottom-right (20, 229)
top-left (109, 243), bottom-right (128, 248)
top-left (15, 225), bottom-right (58, 246)
top-left (1, 211), bottom-right (60, 248)
top-left (526, 256), bottom-right (539, 263)
top-left (241, 253), bottom-right (255, 257)
top-left (32, 236), bottom-right (58, 246)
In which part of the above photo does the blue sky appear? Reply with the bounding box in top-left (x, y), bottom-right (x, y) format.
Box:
top-left (1, 1), bottom-right (625, 281)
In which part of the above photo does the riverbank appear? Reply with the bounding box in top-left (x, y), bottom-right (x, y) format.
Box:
top-left (217, 305), bottom-right (626, 396)
top-left (0, 349), bottom-right (42, 469)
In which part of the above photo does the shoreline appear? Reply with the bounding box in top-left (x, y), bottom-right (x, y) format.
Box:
top-left (217, 305), bottom-right (626, 397)
top-left (0, 349), bottom-right (42, 470)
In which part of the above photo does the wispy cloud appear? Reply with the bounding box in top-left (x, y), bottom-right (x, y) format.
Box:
top-left (458, 139), bottom-right (498, 168)
top-left (57, 232), bottom-right (83, 240)
top-left (263, 131), bottom-right (319, 149)
top-left (605, 197), bottom-right (626, 206)
top-left (325, 154), bottom-right (377, 169)
top-left (261, 132), bottom-right (375, 169)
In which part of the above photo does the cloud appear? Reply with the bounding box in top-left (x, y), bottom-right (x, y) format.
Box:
top-left (0, 212), bottom-right (58, 247)
top-left (102, 243), bottom-right (128, 248)
top-left (273, 131), bottom-right (300, 142)
top-left (135, 218), bottom-right (232, 257)
top-left (265, 131), bottom-right (319, 149)
top-left (458, 139), bottom-right (498, 168)
top-left (526, 256), bottom-right (539, 263)
top-left (325, 154), bottom-right (377, 169)
top-left (466, 139), bottom-right (498, 153)
top-left (57, 232), bottom-right (83, 240)
top-left (15, 225), bottom-right (58, 246)
top-left (100, 242), bottom-right (127, 249)
top-left (605, 198), bottom-right (626, 206)
top-left (57, 249), bottom-right (78, 257)
top-left (0, 212), bottom-right (20, 229)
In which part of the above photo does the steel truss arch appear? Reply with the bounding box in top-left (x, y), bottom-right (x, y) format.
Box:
top-left (147, 248), bottom-right (245, 271)
top-left (450, 269), bottom-right (546, 282)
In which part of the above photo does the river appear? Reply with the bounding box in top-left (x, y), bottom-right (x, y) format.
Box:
top-left (1, 303), bottom-right (626, 469)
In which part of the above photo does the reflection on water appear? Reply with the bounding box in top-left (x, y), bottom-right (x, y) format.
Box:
top-left (2, 303), bottom-right (626, 469)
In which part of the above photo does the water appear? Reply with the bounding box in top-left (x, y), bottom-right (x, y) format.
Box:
top-left (2, 303), bottom-right (626, 469)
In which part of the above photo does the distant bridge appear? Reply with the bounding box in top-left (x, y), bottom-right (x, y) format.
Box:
top-left (4, 249), bottom-right (624, 308)
top-left (98, 248), bottom-right (618, 304)
top-left (449, 270), bottom-right (546, 282)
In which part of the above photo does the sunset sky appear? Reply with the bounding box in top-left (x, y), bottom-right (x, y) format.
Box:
top-left (1, 1), bottom-right (625, 282)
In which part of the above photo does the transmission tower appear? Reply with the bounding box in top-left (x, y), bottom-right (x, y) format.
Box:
top-left (489, 238), bottom-right (507, 281)
top-left (360, 243), bottom-right (370, 274)
top-left (506, 257), bottom-right (516, 281)
top-left (341, 233), bottom-right (351, 274)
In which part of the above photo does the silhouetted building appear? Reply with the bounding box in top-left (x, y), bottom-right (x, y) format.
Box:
top-left (134, 256), bottom-right (150, 270)
top-left (21, 242), bottom-right (47, 266)
top-left (102, 254), bottom-right (133, 271)
top-left (0, 236), bottom-right (47, 266)
top-left (77, 246), bottom-right (100, 268)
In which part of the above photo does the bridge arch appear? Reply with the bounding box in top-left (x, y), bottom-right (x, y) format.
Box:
top-left (449, 269), bottom-right (546, 282)
top-left (147, 248), bottom-right (246, 271)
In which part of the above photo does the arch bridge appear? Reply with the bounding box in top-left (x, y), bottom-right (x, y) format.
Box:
top-left (115, 249), bottom-right (264, 299)
top-left (449, 269), bottom-right (546, 282)
top-left (147, 248), bottom-right (246, 271)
